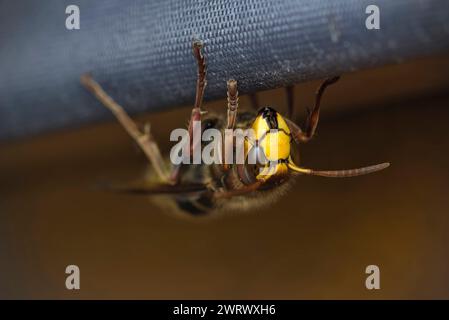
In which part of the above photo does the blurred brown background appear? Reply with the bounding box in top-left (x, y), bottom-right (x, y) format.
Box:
top-left (1, 55), bottom-right (449, 299)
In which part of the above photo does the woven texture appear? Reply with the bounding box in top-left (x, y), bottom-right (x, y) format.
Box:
top-left (1, 0), bottom-right (449, 140)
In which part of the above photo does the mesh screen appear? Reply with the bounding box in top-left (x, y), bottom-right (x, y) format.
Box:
top-left (0, 0), bottom-right (448, 140)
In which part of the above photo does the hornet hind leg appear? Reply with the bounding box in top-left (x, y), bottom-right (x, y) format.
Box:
top-left (81, 74), bottom-right (173, 184)
top-left (285, 76), bottom-right (340, 143)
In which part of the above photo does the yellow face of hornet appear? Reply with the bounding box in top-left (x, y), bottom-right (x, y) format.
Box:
top-left (250, 107), bottom-right (292, 181)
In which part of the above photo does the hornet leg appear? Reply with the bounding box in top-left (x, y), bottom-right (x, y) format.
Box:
top-left (286, 76), bottom-right (340, 143)
top-left (81, 74), bottom-right (172, 184)
top-left (226, 79), bottom-right (239, 129)
top-left (222, 79), bottom-right (239, 171)
top-left (170, 40), bottom-right (208, 183)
